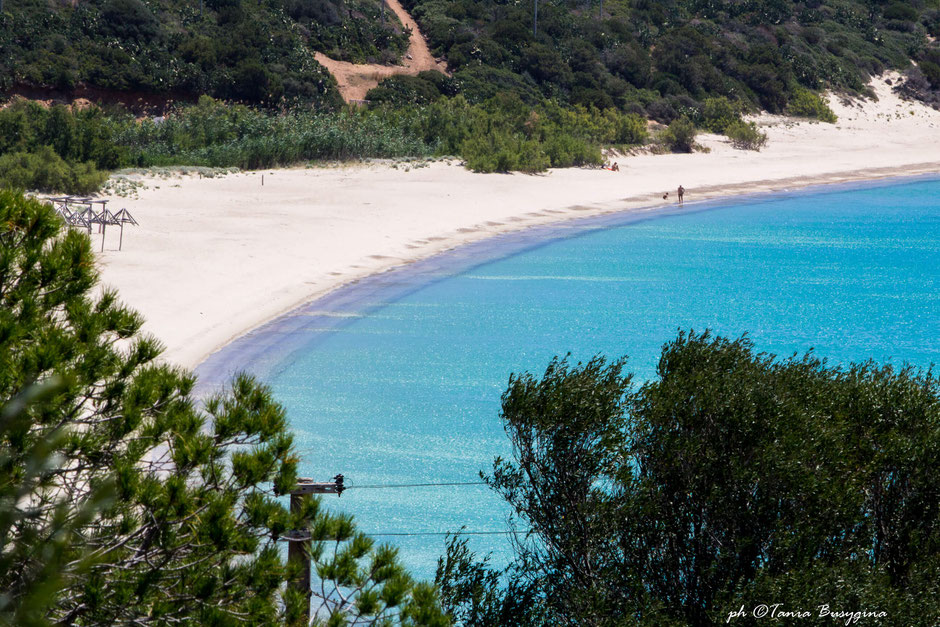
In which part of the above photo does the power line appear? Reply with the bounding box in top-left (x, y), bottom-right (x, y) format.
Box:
top-left (365, 530), bottom-right (525, 537)
top-left (345, 481), bottom-right (487, 489)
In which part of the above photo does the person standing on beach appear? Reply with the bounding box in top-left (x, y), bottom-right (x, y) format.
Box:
top-left (678, 185), bottom-right (685, 204)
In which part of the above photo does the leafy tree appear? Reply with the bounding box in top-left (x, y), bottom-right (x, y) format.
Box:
top-left (0, 190), bottom-right (447, 625)
top-left (0, 379), bottom-right (113, 625)
top-left (439, 332), bottom-right (940, 625)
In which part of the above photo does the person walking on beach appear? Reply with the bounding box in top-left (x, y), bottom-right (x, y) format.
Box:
top-left (678, 185), bottom-right (685, 204)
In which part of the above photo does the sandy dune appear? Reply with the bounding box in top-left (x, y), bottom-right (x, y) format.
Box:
top-left (94, 75), bottom-right (940, 370)
top-left (315, 0), bottom-right (449, 102)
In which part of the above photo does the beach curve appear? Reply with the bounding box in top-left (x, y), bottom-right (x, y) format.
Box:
top-left (94, 75), bottom-right (940, 372)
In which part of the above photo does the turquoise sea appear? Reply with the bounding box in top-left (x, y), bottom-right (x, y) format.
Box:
top-left (197, 177), bottom-right (940, 580)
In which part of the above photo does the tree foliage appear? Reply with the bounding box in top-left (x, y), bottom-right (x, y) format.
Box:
top-left (0, 0), bottom-right (413, 106)
top-left (0, 190), bottom-right (446, 626)
top-left (0, 379), bottom-right (114, 625)
top-left (439, 332), bottom-right (940, 625)
top-left (4, 0), bottom-right (938, 114)
top-left (403, 0), bottom-right (939, 114)
top-left (0, 146), bottom-right (107, 194)
top-left (0, 0), bottom-right (405, 107)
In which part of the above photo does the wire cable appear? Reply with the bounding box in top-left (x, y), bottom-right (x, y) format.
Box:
top-left (364, 530), bottom-right (524, 537)
top-left (344, 481), bottom-right (487, 489)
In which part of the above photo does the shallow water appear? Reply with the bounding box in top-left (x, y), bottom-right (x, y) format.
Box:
top-left (199, 177), bottom-right (940, 580)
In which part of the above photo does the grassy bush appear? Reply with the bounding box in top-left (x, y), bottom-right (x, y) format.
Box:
top-left (116, 97), bottom-right (433, 168)
top-left (0, 96), bottom-right (652, 190)
top-left (702, 96), bottom-right (740, 133)
top-left (725, 120), bottom-right (769, 151)
top-left (787, 88), bottom-right (838, 123)
top-left (0, 147), bottom-right (107, 194)
top-left (0, 101), bottom-right (126, 170)
top-left (613, 113), bottom-right (649, 146)
top-left (381, 96), bottom-right (646, 171)
top-left (460, 130), bottom-right (549, 173)
top-left (661, 116), bottom-right (697, 153)
top-left (541, 135), bottom-right (603, 168)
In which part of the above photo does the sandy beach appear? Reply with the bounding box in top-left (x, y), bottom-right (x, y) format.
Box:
top-left (94, 75), bottom-right (940, 370)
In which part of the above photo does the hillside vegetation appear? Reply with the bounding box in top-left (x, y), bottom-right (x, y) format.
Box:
top-left (0, 0), bottom-right (413, 107)
top-left (399, 0), bottom-right (940, 120)
top-left (1, 0), bottom-right (939, 188)
top-left (2, 0), bottom-right (937, 113)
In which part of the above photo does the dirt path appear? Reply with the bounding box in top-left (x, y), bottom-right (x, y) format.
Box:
top-left (314, 0), bottom-right (448, 102)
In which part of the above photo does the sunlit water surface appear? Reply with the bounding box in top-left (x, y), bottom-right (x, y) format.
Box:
top-left (198, 178), bottom-right (940, 580)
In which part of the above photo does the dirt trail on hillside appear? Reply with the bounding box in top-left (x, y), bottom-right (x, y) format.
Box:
top-left (314, 0), bottom-right (448, 102)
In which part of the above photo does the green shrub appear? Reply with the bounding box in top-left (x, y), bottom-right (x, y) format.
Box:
top-left (661, 116), bottom-right (697, 153)
top-left (453, 66), bottom-right (542, 105)
top-left (0, 102), bottom-right (126, 170)
top-left (0, 147), bottom-right (107, 194)
top-left (417, 70), bottom-right (459, 97)
top-left (883, 2), bottom-right (919, 22)
top-left (613, 113), bottom-right (648, 146)
top-left (702, 96), bottom-right (739, 133)
top-left (0, 95), bottom-right (647, 179)
top-left (116, 99), bottom-right (433, 168)
top-left (725, 120), bottom-right (768, 151)
top-left (100, 0), bottom-right (159, 41)
top-left (366, 75), bottom-right (443, 106)
top-left (460, 129), bottom-right (549, 173)
top-left (787, 88), bottom-right (838, 123)
top-left (541, 135), bottom-right (602, 168)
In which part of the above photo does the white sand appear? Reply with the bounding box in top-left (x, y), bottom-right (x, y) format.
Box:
top-left (95, 75), bottom-right (940, 369)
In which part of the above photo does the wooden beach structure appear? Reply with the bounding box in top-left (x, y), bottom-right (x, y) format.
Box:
top-left (47, 196), bottom-right (139, 251)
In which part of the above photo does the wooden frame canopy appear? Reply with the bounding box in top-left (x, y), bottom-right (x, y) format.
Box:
top-left (47, 196), bottom-right (139, 251)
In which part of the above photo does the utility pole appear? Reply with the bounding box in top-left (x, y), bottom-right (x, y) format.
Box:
top-left (381, 0), bottom-right (386, 24)
top-left (533, 0), bottom-right (538, 37)
top-left (280, 475), bottom-right (345, 625)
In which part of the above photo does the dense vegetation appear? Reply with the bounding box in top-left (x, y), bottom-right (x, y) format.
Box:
top-left (404, 0), bottom-right (940, 119)
top-left (0, 190), bottom-right (448, 625)
top-left (0, 0), bottom-right (413, 107)
top-left (0, 96), bottom-right (653, 190)
top-left (2, 0), bottom-right (938, 187)
top-left (436, 332), bottom-right (940, 625)
top-left (2, 0), bottom-right (937, 113)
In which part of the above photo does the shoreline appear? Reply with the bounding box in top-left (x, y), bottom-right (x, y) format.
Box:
top-left (93, 74), bottom-right (940, 371)
top-left (192, 170), bottom-right (940, 391)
